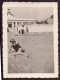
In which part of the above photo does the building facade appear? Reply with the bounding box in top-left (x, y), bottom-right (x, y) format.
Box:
top-left (7, 9), bottom-right (37, 29)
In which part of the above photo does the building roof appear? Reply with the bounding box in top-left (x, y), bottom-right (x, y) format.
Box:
top-left (7, 9), bottom-right (37, 21)
top-left (7, 19), bottom-right (37, 21)
top-left (7, 9), bottom-right (14, 16)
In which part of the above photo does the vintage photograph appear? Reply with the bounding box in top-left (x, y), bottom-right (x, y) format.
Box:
top-left (2, 2), bottom-right (58, 78)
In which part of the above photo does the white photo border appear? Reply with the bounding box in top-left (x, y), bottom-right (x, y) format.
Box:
top-left (2, 2), bottom-right (58, 78)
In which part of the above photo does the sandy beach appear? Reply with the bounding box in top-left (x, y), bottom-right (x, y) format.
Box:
top-left (8, 32), bottom-right (54, 73)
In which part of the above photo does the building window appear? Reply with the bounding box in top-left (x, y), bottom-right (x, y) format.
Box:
top-left (29, 22), bottom-right (34, 25)
top-left (17, 22), bottom-right (22, 26)
top-left (8, 23), bottom-right (12, 27)
top-left (23, 22), bottom-right (28, 25)
top-left (8, 22), bottom-right (12, 27)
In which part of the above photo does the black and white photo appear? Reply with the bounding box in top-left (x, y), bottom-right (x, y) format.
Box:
top-left (2, 2), bottom-right (58, 78)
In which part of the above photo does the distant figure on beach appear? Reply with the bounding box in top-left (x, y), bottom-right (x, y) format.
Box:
top-left (24, 25), bottom-right (29, 33)
top-left (17, 25), bottom-right (22, 34)
top-left (26, 26), bottom-right (29, 32)
top-left (21, 25), bottom-right (25, 34)
top-left (17, 24), bottom-right (29, 34)
top-left (9, 39), bottom-right (25, 55)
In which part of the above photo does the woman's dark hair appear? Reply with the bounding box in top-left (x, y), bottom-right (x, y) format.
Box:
top-left (10, 39), bottom-right (16, 44)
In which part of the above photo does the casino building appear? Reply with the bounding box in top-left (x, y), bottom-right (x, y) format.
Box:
top-left (7, 9), bottom-right (37, 29)
top-left (7, 9), bottom-right (53, 33)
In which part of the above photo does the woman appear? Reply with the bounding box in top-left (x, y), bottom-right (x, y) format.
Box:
top-left (9, 39), bottom-right (25, 54)
top-left (21, 25), bottom-right (25, 34)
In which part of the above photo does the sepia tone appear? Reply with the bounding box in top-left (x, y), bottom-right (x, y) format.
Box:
top-left (2, 2), bottom-right (58, 78)
top-left (7, 7), bottom-right (54, 73)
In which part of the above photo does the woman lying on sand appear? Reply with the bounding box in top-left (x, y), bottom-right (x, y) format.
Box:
top-left (9, 39), bottom-right (25, 55)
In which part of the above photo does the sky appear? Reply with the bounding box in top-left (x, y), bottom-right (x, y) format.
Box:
top-left (8, 7), bottom-right (53, 21)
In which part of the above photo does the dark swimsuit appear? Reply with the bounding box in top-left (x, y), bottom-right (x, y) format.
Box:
top-left (13, 44), bottom-right (21, 52)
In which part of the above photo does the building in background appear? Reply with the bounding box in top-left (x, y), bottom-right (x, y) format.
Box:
top-left (7, 9), bottom-right (53, 33)
top-left (7, 9), bottom-right (37, 29)
top-left (47, 15), bottom-right (53, 24)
